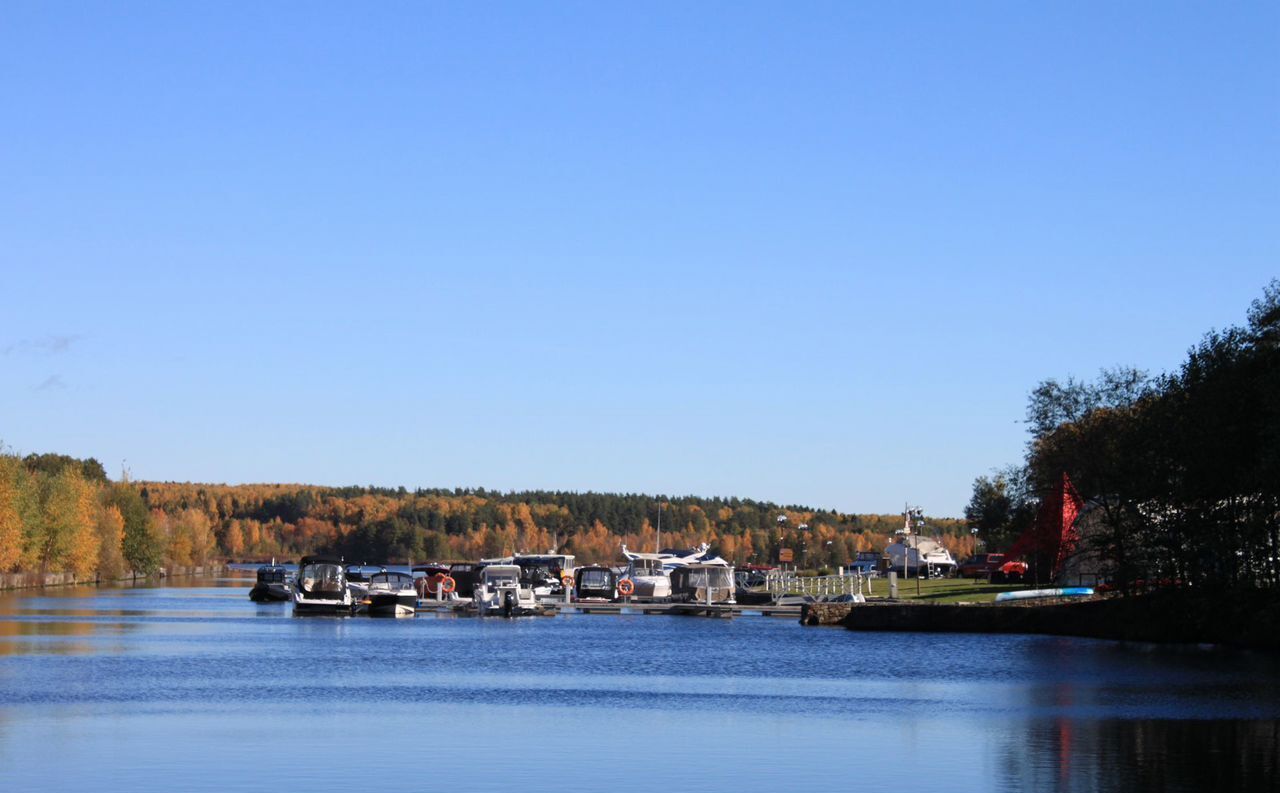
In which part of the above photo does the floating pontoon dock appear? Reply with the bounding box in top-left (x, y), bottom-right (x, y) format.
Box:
top-left (415, 599), bottom-right (802, 618)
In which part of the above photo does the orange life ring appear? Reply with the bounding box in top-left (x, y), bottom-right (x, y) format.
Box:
top-left (617, 578), bottom-right (635, 596)
top-left (440, 575), bottom-right (457, 594)
top-left (561, 573), bottom-right (574, 588)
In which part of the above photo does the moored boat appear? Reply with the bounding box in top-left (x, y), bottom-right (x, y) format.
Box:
top-left (413, 563), bottom-right (454, 600)
top-left (619, 551), bottom-right (672, 599)
top-left (248, 564), bottom-right (292, 602)
top-left (511, 553), bottom-right (575, 599)
top-left (344, 564), bottom-right (380, 601)
top-left (472, 564), bottom-right (541, 617)
top-left (363, 570), bottom-right (418, 617)
top-left (447, 562), bottom-right (484, 599)
top-left (573, 565), bottom-right (619, 602)
top-left (293, 555), bottom-right (355, 615)
top-left (669, 562), bottom-right (736, 606)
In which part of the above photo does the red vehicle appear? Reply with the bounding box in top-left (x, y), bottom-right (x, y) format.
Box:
top-left (993, 559), bottom-right (1028, 583)
top-left (957, 553), bottom-right (1006, 579)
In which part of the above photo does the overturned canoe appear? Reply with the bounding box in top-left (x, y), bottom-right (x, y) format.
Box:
top-left (995, 587), bottom-right (1094, 602)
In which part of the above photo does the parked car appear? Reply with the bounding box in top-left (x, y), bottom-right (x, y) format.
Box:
top-left (958, 553), bottom-right (1006, 579)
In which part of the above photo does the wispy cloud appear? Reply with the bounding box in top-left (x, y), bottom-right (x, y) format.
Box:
top-left (33, 374), bottom-right (67, 391)
top-left (3, 334), bottom-right (85, 355)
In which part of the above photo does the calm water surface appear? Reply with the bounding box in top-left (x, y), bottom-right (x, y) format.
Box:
top-left (0, 575), bottom-right (1276, 792)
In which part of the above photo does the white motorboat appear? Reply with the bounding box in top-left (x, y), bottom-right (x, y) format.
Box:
top-left (620, 542), bottom-right (727, 600)
top-left (883, 506), bottom-right (958, 577)
top-left (293, 556), bottom-right (355, 615)
top-left (363, 570), bottom-right (418, 617)
top-left (511, 553), bottom-right (575, 599)
top-left (472, 564), bottom-right (541, 617)
top-left (619, 551), bottom-right (672, 599)
top-left (343, 564), bottom-right (380, 601)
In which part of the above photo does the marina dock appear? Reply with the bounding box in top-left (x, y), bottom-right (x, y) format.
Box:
top-left (415, 599), bottom-right (803, 619)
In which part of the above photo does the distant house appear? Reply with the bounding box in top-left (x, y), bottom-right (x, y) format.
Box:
top-left (1056, 502), bottom-right (1113, 587)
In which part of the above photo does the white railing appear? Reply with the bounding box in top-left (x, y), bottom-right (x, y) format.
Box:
top-left (763, 570), bottom-right (867, 597)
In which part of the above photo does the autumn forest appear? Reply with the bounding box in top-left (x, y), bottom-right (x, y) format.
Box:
top-left (0, 452), bottom-right (974, 578)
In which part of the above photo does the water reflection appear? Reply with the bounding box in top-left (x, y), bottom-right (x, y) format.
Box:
top-left (0, 579), bottom-right (1276, 792)
top-left (0, 613), bottom-right (139, 656)
top-left (1002, 718), bottom-right (1279, 793)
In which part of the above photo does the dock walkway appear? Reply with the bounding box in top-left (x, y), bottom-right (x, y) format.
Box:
top-left (415, 599), bottom-right (802, 618)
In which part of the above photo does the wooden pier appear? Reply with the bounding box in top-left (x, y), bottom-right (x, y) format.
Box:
top-left (415, 599), bottom-right (802, 619)
top-left (555, 601), bottom-right (801, 618)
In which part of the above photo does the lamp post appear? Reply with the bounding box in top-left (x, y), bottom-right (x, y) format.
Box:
top-left (656, 499), bottom-right (662, 555)
top-left (904, 506), bottom-right (925, 596)
top-left (776, 514), bottom-right (788, 570)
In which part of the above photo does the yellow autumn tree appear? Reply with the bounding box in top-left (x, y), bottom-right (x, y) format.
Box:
top-left (739, 530), bottom-right (756, 563)
top-left (223, 519), bottom-right (245, 558)
top-left (166, 508), bottom-right (215, 567)
top-left (0, 457), bottom-right (25, 572)
top-left (40, 468), bottom-right (98, 578)
top-left (96, 504), bottom-right (127, 579)
top-left (719, 533), bottom-right (739, 563)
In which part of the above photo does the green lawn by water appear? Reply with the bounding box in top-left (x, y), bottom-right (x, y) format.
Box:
top-left (862, 577), bottom-right (1026, 603)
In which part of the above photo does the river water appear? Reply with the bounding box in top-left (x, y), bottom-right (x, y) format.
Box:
top-left (0, 574), bottom-right (1276, 792)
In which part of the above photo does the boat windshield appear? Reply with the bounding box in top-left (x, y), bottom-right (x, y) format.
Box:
top-left (516, 562), bottom-right (557, 581)
top-left (300, 563), bottom-right (345, 594)
top-left (370, 572), bottom-right (413, 587)
top-left (632, 559), bottom-right (663, 575)
top-left (485, 571), bottom-right (518, 585)
top-left (579, 569), bottom-right (611, 587)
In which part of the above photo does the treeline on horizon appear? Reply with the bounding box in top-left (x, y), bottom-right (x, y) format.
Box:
top-left (0, 455), bottom-right (974, 576)
top-left (966, 280), bottom-right (1279, 591)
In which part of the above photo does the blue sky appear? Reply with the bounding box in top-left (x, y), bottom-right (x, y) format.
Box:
top-left (1, 2), bottom-right (1276, 515)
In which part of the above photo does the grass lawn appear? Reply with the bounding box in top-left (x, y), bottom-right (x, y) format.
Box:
top-left (861, 576), bottom-right (1026, 603)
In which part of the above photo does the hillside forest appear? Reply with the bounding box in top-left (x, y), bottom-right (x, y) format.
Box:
top-left (0, 455), bottom-right (973, 577)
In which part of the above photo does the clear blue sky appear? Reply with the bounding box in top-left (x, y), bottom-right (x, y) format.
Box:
top-left (2, 2), bottom-right (1276, 515)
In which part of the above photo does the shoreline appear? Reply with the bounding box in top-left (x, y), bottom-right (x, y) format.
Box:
top-left (0, 563), bottom-right (229, 592)
top-left (806, 590), bottom-right (1280, 652)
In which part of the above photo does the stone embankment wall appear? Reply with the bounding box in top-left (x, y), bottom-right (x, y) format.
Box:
top-left (812, 591), bottom-right (1280, 652)
top-left (0, 564), bottom-right (227, 591)
top-left (800, 603), bottom-right (857, 625)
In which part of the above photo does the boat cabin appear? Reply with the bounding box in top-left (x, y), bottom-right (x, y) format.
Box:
top-left (248, 564), bottom-right (292, 602)
top-left (448, 562), bottom-right (484, 598)
top-left (573, 565), bottom-right (618, 601)
top-left (669, 564), bottom-right (736, 604)
top-left (255, 565), bottom-right (289, 585)
top-left (344, 564), bottom-right (381, 584)
top-left (512, 554), bottom-right (575, 590)
top-left (296, 556), bottom-right (348, 599)
top-left (412, 563), bottom-right (449, 577)
top-left (479, 564), bottom-right (521, 588)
